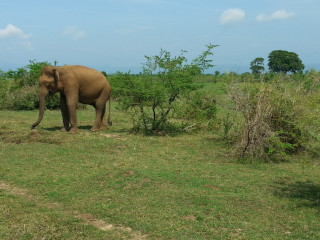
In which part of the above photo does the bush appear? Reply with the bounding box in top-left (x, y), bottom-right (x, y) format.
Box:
top-left (44, 94), bottom-right (60, 110)
top-left (228, 82), bottom-right (305, 161)
top-left (303, 69), bottom-right (320, 93)
top-left (10, 85), bottom-right (39, 110)
top-left (175, 91), bottom-right (217, 130)
top-left (112, 73), bottom-right (164, 132)
top-left (112, 44), bottom-right (218, 133)
top-left (0, 78), bottom-right (12, 109)
top-left (16, 60), bottom-right (51, 87)
top-left (0, 60), bottom-right (59, 110)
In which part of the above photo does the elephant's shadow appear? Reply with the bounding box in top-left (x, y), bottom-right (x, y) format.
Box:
top-left (43, 125), bottom-right (92, 131)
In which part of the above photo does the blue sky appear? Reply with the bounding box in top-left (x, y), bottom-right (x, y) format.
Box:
top-left (0, 0), bottom-right (319, 73)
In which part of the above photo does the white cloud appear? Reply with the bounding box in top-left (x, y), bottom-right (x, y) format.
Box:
top-left (0, 24), bottom-right (31, 39)
top-left (220, 8), bottom-right (246, 25)
top-left (62, 27), bottom-right (85, 40)
top-left (256, 10), bottom-right (295, 22)
top-left (0, 24), bottom-right (33, 51)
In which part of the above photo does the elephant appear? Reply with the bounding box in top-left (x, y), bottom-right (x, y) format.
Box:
top-left (31, 65), bottom-right (112, 133)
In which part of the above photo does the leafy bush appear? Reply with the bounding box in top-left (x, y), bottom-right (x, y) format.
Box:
top-left (175, 91), bottom-right (217, 130)
top-left (10, 85), bottom-right (39, 110)
top-left (44, 94), bottom-right (60, 110)
top-left (112, 44), bottom-right (218, 133)
top-left (111, 73), bottom-right (162, 132)
top-left (15, 60), bottom-right (51, 87)
top-left (0, 78), bottom-right (12, 109)
top-left (0, 60), bottom-right (59, 110)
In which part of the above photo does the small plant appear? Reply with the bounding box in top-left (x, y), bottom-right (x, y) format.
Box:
top-left (221, 112), bottom-right (234, 139)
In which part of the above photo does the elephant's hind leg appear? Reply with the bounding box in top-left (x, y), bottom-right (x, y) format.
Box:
top-left (91, 102), bottom-right (106, 131)
top-left (91, 89), bottom-right (109, 131)
top-left (91, 104), bottom-right (105, 131)
top-left (99, 105), bottom-right (108, 130)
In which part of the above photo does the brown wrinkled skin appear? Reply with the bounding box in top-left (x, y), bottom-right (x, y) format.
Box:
top-left (31, 65), bottom-right (112, 133)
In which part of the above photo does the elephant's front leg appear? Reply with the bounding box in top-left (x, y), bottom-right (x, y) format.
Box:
top-left (66, 93), bottom-right (79, 133)
top-left (60, 93), bottom-right (70, 131)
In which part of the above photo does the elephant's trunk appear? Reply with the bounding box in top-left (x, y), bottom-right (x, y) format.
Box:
top-left (31, 87), bottom-right (48, 129)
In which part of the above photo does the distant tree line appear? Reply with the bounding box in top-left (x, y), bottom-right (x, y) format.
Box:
top-left (250, 50), bottom-right (305, 75)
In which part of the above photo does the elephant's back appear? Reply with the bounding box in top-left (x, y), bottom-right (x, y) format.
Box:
top-left (66, 65), bottom-right (108, 85)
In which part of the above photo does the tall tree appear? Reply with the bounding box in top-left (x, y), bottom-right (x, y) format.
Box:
top-left (250, 57), bottom-right (265, 74)
top-left (268, 50), bottom-right (304, 74)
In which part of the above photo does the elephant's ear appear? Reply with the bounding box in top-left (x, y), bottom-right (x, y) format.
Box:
top-left (53, 68), bottom-right (60, 83)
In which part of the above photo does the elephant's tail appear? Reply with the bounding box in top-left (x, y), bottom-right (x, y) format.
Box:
top-left (107, 92), bottom-right (112, 126)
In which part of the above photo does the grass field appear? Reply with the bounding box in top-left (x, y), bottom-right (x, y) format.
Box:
top-left (0, 106), bottom-right (319, 239)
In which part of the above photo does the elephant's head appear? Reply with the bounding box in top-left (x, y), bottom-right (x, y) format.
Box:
top-left (31, 66), bottom-right (61, 129)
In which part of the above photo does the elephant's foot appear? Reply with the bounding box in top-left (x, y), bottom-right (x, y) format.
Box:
top-left (90, 127), bottom-right (99, 132)
top-left (91, 125), bottom-right (108, 132)
top-left (99, 125), bottom-right (108, 130)
top-left (60, 127), bottom-right (68, 132)
top-left (69, 127), bottom-right (78, 134)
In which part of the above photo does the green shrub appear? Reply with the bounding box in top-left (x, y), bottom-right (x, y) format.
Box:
top-left (15, 60), bottom-right (51, 87)
top-left (303, 69), bottom-right (320, 93)
top-left (3, 86), bottom-right (60, 111)
top-left (228, 81), bottom-right (306, 161)
top-left (0, 61), bottom-right (60, 110)
top-left (0, 78), bottom-right (12, 109)
top-left (44, 94), bottom-right (60, 110)
top-left (10, 85), bottom-right (38, 110)
top-left (112, 73), bottom-right (163, 132)
top-left (112, 44), bottom-right (218, 133)
top-left (175, 91), bottom-right (217, 130)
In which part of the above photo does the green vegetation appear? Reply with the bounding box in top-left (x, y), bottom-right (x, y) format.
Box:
top-left (111, 44), bottom-right (217, 133)
top-left (0, 60), bottom-right (60, 110)
top-left (0, 48), bottom-right (319, 239)
top-left (0, 106), bottom-right (319, 239)
top-left (250, 57), bottom-right (265, 75)
top-left (268, 50), bottom-right (305, 74)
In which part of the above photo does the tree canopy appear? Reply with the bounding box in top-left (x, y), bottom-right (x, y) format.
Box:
top-left (250, 57), bottom-right (265, 75)
top-left (268, 50), bottom-right (304, 74)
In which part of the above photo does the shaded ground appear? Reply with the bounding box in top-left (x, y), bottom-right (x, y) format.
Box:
top-left (275, 180), bottom-right (320, 208)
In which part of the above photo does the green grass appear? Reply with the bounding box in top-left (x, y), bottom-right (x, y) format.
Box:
top-left (0, 107), bottom-right (319, 239)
